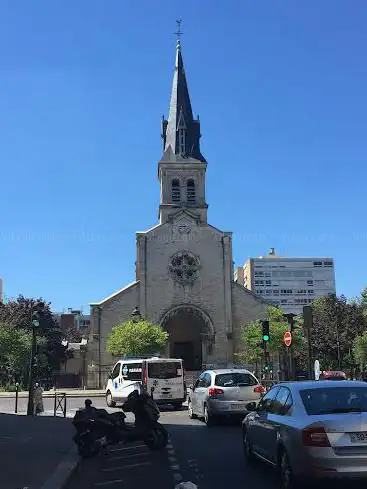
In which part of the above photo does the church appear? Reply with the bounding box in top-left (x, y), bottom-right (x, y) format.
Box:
top-left (87, 39), bottom-right (268, 388)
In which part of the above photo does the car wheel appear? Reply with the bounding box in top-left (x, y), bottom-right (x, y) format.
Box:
top-left (204, 404), bottom-right (215, 427)
top-left (279, 449), bottom-right (295, 489)
top-left (106, 391), bottom-right (116, 408)
top-left (242, 428), bottom-right (256, 464)
top-left (188, 400), bottom-right (197, 419)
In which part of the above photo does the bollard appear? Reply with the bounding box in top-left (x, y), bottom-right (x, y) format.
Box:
top-left (15, 383), bottom-right (19, 413)
top-left (63, 395), bottom-right (67, 418)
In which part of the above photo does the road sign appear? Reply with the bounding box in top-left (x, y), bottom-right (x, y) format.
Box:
top-left (314, 360), bottom-right (320, 380)
top-left (283, 331), bottom-right (292, 347)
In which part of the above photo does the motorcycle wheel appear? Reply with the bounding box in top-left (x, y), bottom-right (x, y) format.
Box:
top-left (76, 435), bottom-right (101, 459)
top-left (144, 424), bottom-right (168, 451)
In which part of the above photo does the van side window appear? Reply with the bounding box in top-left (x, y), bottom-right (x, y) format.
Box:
top-left (121, 362), bottom-right (143, 381)
top-left (111, 363), bottom-right (121, 379)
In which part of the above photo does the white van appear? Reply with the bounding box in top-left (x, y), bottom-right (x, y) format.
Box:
top-left (105, 357), bottom-right (185, 409)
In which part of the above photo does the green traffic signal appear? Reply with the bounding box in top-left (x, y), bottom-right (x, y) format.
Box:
top-left (263, 334), bottom-right (269, 342)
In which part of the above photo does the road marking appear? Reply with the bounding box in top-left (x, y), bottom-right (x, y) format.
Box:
top-left (102, 461), bottom-right (152, 472)
top-left (94, 479), bottom-right (125, 486)
top-left (108, 444), bottom-right (146, 452)
top-left (166, 436), bottom-right (184, 484)
top-left (108, 452), bottom-right (148, 462)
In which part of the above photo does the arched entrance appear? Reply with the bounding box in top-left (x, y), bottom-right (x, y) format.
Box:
top-left (160, 305), bottom-right (215, 371)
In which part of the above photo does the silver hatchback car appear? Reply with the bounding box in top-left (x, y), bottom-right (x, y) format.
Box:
top-left (187, 368), bottom-right (264, 426)
top-left (242, 380), bottom-right (367, 489)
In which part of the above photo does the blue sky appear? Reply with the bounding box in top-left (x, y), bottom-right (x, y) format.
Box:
top-left (0, 1), bottom-right (366, 312)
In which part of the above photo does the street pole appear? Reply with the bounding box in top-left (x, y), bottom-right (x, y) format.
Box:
top-left (303, 306), bottom-right (313, 380)
top-left (26, 301), bottom-right (42, 416)
top-left (26, 323), bottom-right (36, 415)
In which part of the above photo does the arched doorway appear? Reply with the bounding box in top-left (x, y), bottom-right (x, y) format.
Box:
top-left (160, 305), bottom-right (214, 371)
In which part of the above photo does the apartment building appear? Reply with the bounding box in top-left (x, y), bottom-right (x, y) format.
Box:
top-left (235, 248), bottom-right (336, 315)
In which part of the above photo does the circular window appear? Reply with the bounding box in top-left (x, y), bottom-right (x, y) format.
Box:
top-left (169, 251), bottom-right (199, 284)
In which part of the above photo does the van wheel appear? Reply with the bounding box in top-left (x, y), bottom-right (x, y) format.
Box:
top-left (106, 391), bottom-right (116, 408)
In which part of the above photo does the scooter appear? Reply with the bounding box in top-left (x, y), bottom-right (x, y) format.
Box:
top-left (72, 392), bottom-right (168, 458)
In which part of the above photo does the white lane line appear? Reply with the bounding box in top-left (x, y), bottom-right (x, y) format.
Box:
top-left (108, 444), bottom-right (146, 452)
top-left (94, 479), bottom-right (125, 486)
top-left (108, 452), bottom-right (148, 462)
top-left (102, 461), bottom-right (152, 472)
top-left (167, 436), bottom-right (184, 484)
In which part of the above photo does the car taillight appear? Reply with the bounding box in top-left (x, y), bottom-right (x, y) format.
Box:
top-left (209, 387), bottom-right (224, 397)
top-left (302, 427), bottom-right (330, 447)
top-left (254, 385), bottom-right (265, 394)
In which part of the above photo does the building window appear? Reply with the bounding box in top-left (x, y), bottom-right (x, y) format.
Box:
top-left (307, 280), bottom-right (313, 286)
top-left (169, 251), bottom-right (199, 284)
top-left (186, 179), bottom-right (196, 203)
top-left (172, 179), bottom-right (181, 203)
top-left (265, 280), bottom-right (271, 285)
top-left (324, 261), bottom-right (333, 267)
top-left (254, 271), bottom-right (264, 277)
top-left (313, 261), bottom-right (322, 267)
top-left (273, 290), bottom-right (279, 295)
top-left (308, 290), bottom-right (314, 294)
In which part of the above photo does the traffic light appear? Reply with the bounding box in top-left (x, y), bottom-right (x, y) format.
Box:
top-left (261, 320), bottom-right (270, 342)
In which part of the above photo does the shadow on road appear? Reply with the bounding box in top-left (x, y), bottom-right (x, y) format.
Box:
top-left (0, 412), bottom-right (75, 489)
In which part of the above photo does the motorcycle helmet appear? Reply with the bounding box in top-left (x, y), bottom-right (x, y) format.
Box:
top-left (85, 399), bottom-right (93, 407)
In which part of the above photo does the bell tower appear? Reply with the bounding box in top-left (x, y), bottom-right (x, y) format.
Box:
top-left (158, 38), bottom-right (208, 225)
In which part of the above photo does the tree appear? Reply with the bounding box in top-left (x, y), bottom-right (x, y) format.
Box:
top-left (311, 294), bottom-right (366, 372)
top-left (360, 287), bottom-right (367, 318)
top-left (107, 319), bottom-right (169, 357)
top-left (239, 306), bottom-right (307, 370)
top-left (0, 323), bottom-right (32, 388)
top-left (0, 296), bottom-right (66, 385)
top-left (352, 332), bottom-right (367, 370)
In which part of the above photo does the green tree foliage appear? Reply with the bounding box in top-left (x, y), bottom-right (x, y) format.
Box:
top-left (310, 294), bottom-right (366, 372)
top-left (0, 323), bottom-right (32, 388)
top-left (107, 320), bottom-right (169, 358)
top-left (239, 306), bottom-right (306, 366)
top-left (352, 332), bottom-right (367, 368)
top-left (0, 296), bottom-right (66, 388)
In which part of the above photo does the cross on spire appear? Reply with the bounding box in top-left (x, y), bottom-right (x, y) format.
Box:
top-left (175, 19), bottom-right (183, 44)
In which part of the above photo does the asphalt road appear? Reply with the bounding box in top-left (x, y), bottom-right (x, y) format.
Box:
top-left (65, 408), bottom-right (280, 489)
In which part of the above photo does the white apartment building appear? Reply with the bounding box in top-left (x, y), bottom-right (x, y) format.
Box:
top-left (235, 248), bottom-right (336, 315)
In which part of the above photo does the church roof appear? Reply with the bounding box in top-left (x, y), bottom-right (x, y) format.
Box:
top-left (161, 40), bottom-right (205, 163)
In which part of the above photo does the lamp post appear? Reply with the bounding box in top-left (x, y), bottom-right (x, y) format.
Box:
top-left (27, 301), bottom-right (44, 416)
top-left (131, 306), bottom-right (142, 323)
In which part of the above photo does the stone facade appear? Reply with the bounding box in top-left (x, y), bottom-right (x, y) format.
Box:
top-left (86, 40), bottom-right (268, 388)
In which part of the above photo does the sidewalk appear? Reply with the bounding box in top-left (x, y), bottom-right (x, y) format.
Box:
top-left (0, 412), bottom-right (79, 489)
top-left (0, 388), bottom-right (105, 398)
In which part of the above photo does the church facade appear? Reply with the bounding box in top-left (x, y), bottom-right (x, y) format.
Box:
top-left (87, 40), bottom-right (267, 387)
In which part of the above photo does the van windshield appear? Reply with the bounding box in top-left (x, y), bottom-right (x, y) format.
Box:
top-left (148, 362), bottom-right (182, 379)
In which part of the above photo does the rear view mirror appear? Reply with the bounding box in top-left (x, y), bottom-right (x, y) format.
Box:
top-left (246, 402), bottom-right (257, 412)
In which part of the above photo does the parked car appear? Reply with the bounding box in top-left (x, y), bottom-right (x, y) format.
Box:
top-left (242, 380), bottom-right (367, 489)
top-left (187, 368), bottom-right (264, 426)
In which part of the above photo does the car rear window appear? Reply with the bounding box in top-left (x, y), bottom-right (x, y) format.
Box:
top-left (215, 372), bottom-right (257, 387)
top-left (300, 387), bottom-right (367, 415)
top-left (148, 362), bottom-right (182, 379)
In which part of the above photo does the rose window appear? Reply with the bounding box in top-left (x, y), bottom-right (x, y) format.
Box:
top-left (169, 251), bottom-right (199, 284)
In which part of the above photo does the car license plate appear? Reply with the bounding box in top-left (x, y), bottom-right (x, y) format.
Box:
top-left (350, 432), bottom-right (367, 443)
top-left (160, 394), bottom-right (172, 399)
top-left (231, 404), bottom-right (244, 410)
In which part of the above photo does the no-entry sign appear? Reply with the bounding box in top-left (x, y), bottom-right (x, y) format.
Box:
top-left (284, 331), bottom-right (292, 347)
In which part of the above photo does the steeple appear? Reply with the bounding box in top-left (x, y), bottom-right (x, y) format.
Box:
top-left (161, 40), bottom-right (205, 162)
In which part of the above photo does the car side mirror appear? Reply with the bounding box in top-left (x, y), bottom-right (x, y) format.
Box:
top-left (246, 402), bottom-right (257, 412)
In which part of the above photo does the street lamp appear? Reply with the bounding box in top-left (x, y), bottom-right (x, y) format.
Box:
top-left (131, 306), bottom-right (142, 323)
top-left (27, 301), bottom-right (44, 416)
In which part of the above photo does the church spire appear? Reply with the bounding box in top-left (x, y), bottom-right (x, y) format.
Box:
top-left (161, 33), bottom-right (205, 162)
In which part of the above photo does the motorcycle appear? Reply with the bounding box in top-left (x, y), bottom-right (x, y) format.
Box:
top-left (72, 391), bottom-right (168, 458)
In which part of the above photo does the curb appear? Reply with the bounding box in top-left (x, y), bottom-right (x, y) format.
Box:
top-left (40, 445), bottom-right (80, 489)
top-left (0, 392), bottom-right (105, 399)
